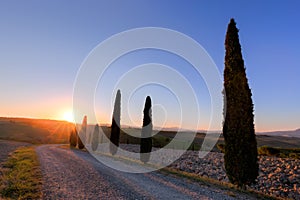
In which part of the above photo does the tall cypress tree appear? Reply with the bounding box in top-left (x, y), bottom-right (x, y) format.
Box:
top-left (69, 125), bottom-right (77, 148)
top-left (78, 115), bottom-right (87, 150)
top-left (109, 90), bottom-right (121, 155)
top-left (223, 18), bottom-right (258, 187)
top-left (91, 124), bottom-right (99, 151)
top-left (140, 96), bottom-right (153, 163)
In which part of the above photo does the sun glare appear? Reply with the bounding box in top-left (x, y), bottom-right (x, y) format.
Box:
top-left (63, 111), bottom-right (74, 122)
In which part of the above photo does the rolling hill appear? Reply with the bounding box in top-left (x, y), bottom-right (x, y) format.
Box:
top-left (0, 117), bottom-right (299, 149)
top-left (0, 117), bottom-right (73, 144)
top-left (257, 129), bottom-right (300, 138)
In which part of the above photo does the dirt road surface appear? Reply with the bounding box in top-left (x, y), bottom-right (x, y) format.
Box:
top-left (36, 145), bottom-right (257, 200)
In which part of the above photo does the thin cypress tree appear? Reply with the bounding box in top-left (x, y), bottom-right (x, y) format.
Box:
top-left (78, 115), bottom-right (87, 150)
top-left (69, 125), bottom-right (77, 148)
top-left (109, 90), bottom-right (121, 155)
top-left (91, 124), bottom-right (99, 151)
top-left (99, 129), bottom-right (103, 144)
top-left (140, 96), bottom-right (153, 163)
top-left (223, 18), bottom-right (258, 188)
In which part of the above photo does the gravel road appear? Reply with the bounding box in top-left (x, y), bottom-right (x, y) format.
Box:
top-left (36, 145), bottom-right (257, 200)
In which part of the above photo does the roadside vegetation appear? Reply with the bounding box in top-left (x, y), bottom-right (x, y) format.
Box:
top-left (258, 146), bottom-right (300, 159)
top-left (218, 143), bottom-right (300, 159)
top-left (0, 146), bottom-right (42, 199)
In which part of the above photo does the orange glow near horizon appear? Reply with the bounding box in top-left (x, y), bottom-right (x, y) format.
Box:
top-left (0, 106), bottom-right (298, 132)
top-left (61, 110), bottom-right (74, 122)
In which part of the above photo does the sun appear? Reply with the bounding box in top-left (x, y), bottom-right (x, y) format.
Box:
top-left (63, 111), bottom-right (74, 122)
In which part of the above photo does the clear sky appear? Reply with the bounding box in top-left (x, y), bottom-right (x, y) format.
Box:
top-left (0, 0), bottom-right (299, 132)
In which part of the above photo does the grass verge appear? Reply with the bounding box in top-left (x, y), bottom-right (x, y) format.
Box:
top-left (0, 146), bottom-right (42, 199)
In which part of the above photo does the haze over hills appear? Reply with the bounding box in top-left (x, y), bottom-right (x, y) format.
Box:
top-left (156, 127), bottom-right (300, 138)
top-left (257, 129), bottom-right (300, 138)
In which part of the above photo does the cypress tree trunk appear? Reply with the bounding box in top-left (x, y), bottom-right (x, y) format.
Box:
top-left (110, 90), bottom-right (121, 155)
top-left (140, 96), bottom-right (153, 163)
top-left (91, 124), bottom-right (99, 151)
top-left (78, 115), bottom-right (87, 150)
top-left (223, 18), bottom-right (258, 187)
top-left (69, 126), bottom-right (77, 148)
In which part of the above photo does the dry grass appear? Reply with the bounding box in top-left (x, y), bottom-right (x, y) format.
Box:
top-left (0, 117), bottom-right (73, 144)
top-left (0, 146), bottom-right (42, 199)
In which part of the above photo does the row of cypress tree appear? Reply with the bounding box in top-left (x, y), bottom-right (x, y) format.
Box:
top-left (70, 18), bottom-right (258, 187)
top-left (69, 116), bottom-right (101, 151)
top-left (109, 90), bottom-right (153, 163)
top-left (69, 90), bottom-right (153, 163)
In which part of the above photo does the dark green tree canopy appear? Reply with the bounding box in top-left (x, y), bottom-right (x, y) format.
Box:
top-left (223, 18), bottom-right (258, 187)
top-left (140, 96), bottom-right (153, 163)
top-left (91, 124), bottom-right (99, 151)
top-left (143, 96), bottom-right (152, 127)
top-left (112, 90), bottom-right (121, 127)
top-left (110, 90), bottom-right (121, 155)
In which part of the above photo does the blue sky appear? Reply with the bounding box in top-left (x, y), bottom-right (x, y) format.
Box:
top-left (0, 0), bottom-right (299, 132)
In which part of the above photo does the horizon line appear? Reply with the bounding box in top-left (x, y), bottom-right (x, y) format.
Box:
top-left (1, 116), bottom-right (299, 133)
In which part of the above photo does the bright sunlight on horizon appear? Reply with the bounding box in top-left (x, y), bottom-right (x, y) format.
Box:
top-left (62, 110), bottom-right (74, 123)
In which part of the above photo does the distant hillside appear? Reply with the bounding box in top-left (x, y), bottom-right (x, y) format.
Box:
top-left (257, 129), bottom-right (300, 138)
top-left (0, 117), bottom-right (73, 144)
top-left (1, 117), bottom-right (299, 149)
